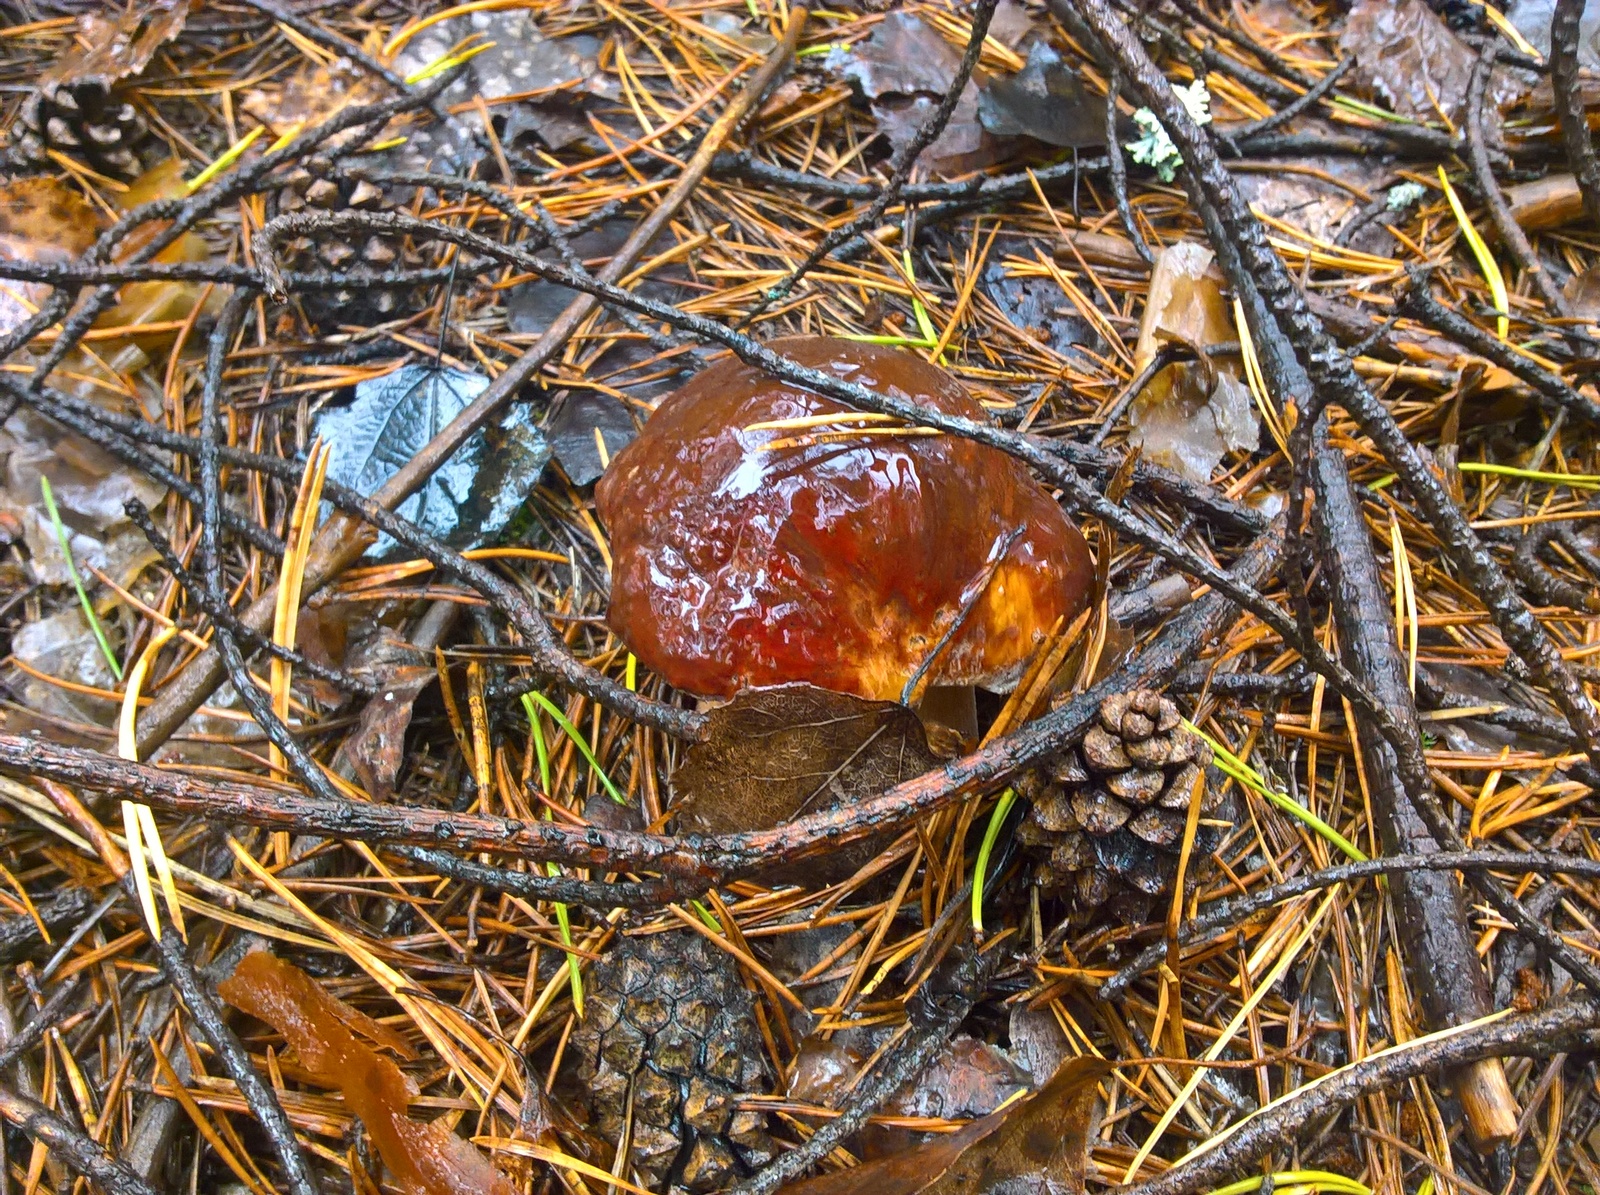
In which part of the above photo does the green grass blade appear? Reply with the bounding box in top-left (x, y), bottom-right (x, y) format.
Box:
top-left (1204, 1171), bottom-right (1371, 1195)
top-left (1185, 721), bottom-right (1368, 862)
top-left (971, 787), bottom-right (1017, 935)
top-left (40, 477), bottom-right (122, 680)
top-left (526, 691), bottom-right (626, 804)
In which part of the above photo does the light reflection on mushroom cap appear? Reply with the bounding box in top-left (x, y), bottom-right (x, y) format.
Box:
top-left (596, 337), bottom-right (1095, 702)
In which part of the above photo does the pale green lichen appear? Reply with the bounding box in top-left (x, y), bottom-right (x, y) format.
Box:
top-left (1126, 79), bottom-right (1212, 183)
top-left (1386, 180), bottom-right (1426, 210)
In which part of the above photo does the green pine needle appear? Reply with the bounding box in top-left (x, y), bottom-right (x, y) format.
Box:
top-left (1203, 1171), bottom-right (1371, 1195)
top-left (521, 693), bottom-right (584, 1013)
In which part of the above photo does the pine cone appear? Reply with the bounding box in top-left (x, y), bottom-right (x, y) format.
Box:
top-left (569, 932), bottom-right (774, 1192)
top-left (1018, 689), bottom-right (1230, 926)
top-left (17, 81), bottom-right (146, 178)
top-left (270, 168), bottom-right (424, 328)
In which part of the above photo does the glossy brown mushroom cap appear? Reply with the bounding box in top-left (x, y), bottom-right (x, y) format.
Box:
top-left (595, 337), bottom-right (1095, 702)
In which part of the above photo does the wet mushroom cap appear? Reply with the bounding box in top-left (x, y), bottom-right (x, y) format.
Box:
top-left (595, 336), bottom-right (1095, 702)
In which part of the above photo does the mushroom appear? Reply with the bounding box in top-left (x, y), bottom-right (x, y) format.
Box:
top-left (595, 336), bottom-right (1095, 711)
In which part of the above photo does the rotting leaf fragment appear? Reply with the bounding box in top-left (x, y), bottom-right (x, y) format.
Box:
top-left (778, 1056), bottom-right (1110, 1195)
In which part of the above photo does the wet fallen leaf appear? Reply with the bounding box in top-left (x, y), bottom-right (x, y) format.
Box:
top-left (1566, 263), bottom-right (1600, 319)
top-left (831, 12), bottom-right (998, 175)
top-left (1008, 1004), bottom-right (1072, 1085)
top-left (392, 8), bottom-right (617, 163)
top-left (779, 1056), bottom-right (1110, 1195)
top-left (6, 607), bottom-right (118, 734)
top-left (978, 43), bottom-right (1121, 149)
top-left (0, 406), bottom-right (164, 588)
top-left (219, 951), bottom-right (515, 1195)
top-left (886, 1035), bottom-right (1029, 1122)
top-left (317, 363), bottom-right (551, 556)
top-left (1127, 242), bottom-right (1258, 482)
top-left (505, 219), bottom-right (685, 338)
top-left (39, 0), bottom-right (190, 94)
top-left (546, 391), bottom-right (639, 486)
top-left (672, 683), bottom-right (942, 883)
top-left (1339, 0), bottom-right (1525, 130)
top-left (102, 158), bottom-right (214, 334)
top-left (240, 52), bottom-right (391, 148)
top-left (983, 261), bottom-right (1099, 359)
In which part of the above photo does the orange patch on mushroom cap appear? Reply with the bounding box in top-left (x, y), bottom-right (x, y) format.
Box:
top-left (596, 337), bottom-right (1095, 702)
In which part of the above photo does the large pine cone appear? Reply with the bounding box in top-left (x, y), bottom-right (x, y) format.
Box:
top-left (570, 932), bottom-right (774, 1192)
top-left (270, 168), bottom-right (424, 328)
top-left (1018, 689), bottom-right (1231, 926)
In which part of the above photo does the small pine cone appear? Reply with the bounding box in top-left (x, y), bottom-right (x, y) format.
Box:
top-left (17, 81), bottom-right (147, 178)
top-left (569, 932), bottom-right (774, 1192)
top-left (1018, 689), bottom-right (1230, 927)
top-left (269, 169), bottom-right (424, 328)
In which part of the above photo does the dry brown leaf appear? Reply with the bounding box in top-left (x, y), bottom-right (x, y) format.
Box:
top-left (1339, 0), bottom-right (1525, 130)
top-left (672, 683), bottom-right (942, 883)
top-left (779, 1056), bottom-right (1110, 1195)
top-left (0, 179), bottom-right (99, 336)
top-left (39, 0), bottom-right (191, 96)
top-left (338, 663), bottom-right (435, 802)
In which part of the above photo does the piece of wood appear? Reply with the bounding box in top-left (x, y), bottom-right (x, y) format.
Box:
top-left (1310, 427), bottom-right (1520, 1148)
top-left (1504, 173), bottom-right (1585, 231)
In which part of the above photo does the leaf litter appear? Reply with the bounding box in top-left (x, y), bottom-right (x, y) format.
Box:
top-left (0, 3), bottom-right (1597, 1195)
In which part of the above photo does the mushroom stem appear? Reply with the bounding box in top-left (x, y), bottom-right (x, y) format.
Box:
top-left (917, 685), bottom-right (979, 753)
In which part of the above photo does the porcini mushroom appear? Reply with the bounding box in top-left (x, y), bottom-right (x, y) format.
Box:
top-left (595, 337), bottom-right (1095, 705)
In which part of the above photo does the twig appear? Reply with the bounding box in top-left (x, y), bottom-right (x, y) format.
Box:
top-left (0, 527), bottom-right (1280, 885)
top-left (1551, 0), bottom-right (1600, 228)
top-left (1069, 0), bottom-right (1600, 762)
top-left (1220, 58), bottom-right (1355, 151)
top-left (1309, 418), bottom-right (1518, 1144)
top-left (34, 779), bottom-right (319, 1195)
top-left (1400, 269), bottom-right (1600, 428)
top-left (1119, 999), bottom-right (1600, 1195)
top-left (0, 1085), bottom-right (159, 1195)
top-left (1101, 849), bottom-right (1600, 998)
top-left (0, 976), bottom-right (82, 1075)
top-left (726, 945), bottom-right (991, 1195)
top-left (1105, 67), bottom-right (1155, 266)
top-left (743, 0), bottom-right (999, 321)
top-left (1466, 46), bottom-right (1572, 318)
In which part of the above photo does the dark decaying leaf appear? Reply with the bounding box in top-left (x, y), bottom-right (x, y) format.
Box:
top-left (829, 11), bottom-right (999, 176)
top-left (833, 12), bottom-right (959, 101)
top-left (394, 10), bottom-right (616, 108)
top-left (672, 683), bottom-right (942, 882)
top-left (1338, 0), bottom-right (1525, 129)
top-left (317, 363), bottom-right (550, 558)
top-left (779, 1056), bottom-right (1110, 1195)
top-left (546, 391), bottom-right (639, 486)
top-left (978, 43), bottom-right (1125, 149)
top-left (337, 664), bottom-right (434, 803)
top-left (886, 1035), bottom-right (1029, 1122)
